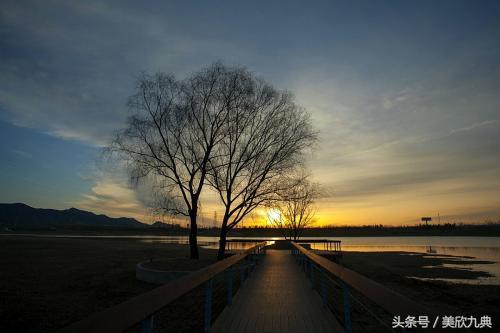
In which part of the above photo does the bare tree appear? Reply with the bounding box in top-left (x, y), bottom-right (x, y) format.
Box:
top-left (109, 63), bottom-right (246, 259)
top-left (268, 174), bottom-right (319, 241)
top-left (207, 70), bottom-right (318, 260)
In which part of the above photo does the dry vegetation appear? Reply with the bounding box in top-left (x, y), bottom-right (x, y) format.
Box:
top-left (0, 236), bottom-right (217, 333)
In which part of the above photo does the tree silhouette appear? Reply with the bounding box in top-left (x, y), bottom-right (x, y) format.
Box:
top-left (268, 173), bottom-right (320, 241)
top-left (206, 69), bottom-right (318, 260)
top-left (110, 63), bottom-right (245, 259)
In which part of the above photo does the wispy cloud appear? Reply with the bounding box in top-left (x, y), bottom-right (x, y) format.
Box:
top-left (74, 177), bottom-right (150, 222)
top-left (11, 149), bottom-right (33, 159)
top-left (448, 118), bottom-right (500, 136)
top-left (1, 0), bottom-right (500, 225)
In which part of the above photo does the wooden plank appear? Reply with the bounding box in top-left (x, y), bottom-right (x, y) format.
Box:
top-left (212, 250), bottom-right (343, 333)
top-left (279, 310), bottom-right (288, 333)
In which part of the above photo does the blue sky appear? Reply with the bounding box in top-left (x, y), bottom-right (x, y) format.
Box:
top-left (0, 119), bottom-right (94, 206)
top-left (1, 0), bottom-right (499, 224)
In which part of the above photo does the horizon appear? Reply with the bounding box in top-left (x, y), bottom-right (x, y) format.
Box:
top-left (1, 1), bottom-right (500, 226)
top-left (1, 201), bottom-right (498, 228)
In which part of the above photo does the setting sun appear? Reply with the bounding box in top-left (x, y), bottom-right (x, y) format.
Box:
top-left (266, 209), bottom-right (281, 222)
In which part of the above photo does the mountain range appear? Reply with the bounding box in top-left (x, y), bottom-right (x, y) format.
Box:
top-left (0, 203), bottom-right (147, 229)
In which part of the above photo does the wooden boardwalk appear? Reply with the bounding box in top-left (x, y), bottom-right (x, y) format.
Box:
top-left (212, 250), bottom-right (344, 333)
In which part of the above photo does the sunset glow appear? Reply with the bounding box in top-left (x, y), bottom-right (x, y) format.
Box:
top-left (1, 1), bottom-right (499, 227)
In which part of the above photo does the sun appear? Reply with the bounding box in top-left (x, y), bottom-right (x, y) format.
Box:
top-left (267, 209), bottom-right (281, 221)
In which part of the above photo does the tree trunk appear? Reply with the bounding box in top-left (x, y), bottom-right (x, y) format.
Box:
top-left (189, 213), bottom-right (199, 259)
top-left (217, 227), bottom-right (228, 261)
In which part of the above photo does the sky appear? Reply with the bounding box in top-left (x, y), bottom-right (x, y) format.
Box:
top-left (1, 0), bottom-right (499, 226)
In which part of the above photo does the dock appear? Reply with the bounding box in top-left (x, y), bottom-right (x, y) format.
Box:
top-left (212, 250), bottom-right (343, 333)
top-left (57, 241), bottom-right (433, 333)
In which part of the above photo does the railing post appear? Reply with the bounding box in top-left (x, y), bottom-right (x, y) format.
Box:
top-left (342, 281), bottom-right (352, 333)
top-left (310, 262), bottom-right (315, 289)
top-left (140, 315), bottom-right (154, 333)
top-left (240, 262), bottom-right (245, 285)
top-left (320, 268), bottom-right (327, 307)
top-left (226, 266), bottom-right (233, 306)
top-left (204, 279), bottom-right (213, 333)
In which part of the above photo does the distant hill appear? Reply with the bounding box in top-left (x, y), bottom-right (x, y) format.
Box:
top-left (150, 221), bottom-right (181, 229)
top-left (0, 203), bottom-right (147, 229)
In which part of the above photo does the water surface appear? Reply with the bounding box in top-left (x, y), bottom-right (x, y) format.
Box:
top-left (3, 233), bottom-right (498, 284)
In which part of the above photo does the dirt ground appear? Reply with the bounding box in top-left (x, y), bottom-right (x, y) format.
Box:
top-left (1, 236), bottom-right (499, 332)
top-left (0, 235), bottom-right (218, 333)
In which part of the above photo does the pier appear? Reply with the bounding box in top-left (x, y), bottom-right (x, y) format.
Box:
top-left (58, 241), bottom-right (446, 333)
top-left (212, 250), bottom-right (342, 332)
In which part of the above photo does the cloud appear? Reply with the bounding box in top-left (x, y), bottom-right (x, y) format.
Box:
top-left (1, 1), bottom-right (500, 225)
top-left (0, 0), bottom-right (252, 146)
top-left (383, 89), bottom-right (411, 110)
top-left (331, 166), bottom-right (500, 201)
top-left (11, 149), bottom-right (33, 159)
top-left (448, 118), bottom-right (500, 136)
top-left (73, 173), bottom-right (151, 222)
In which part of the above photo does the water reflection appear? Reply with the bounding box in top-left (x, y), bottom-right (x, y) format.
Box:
top-left (304, 242), bottom-right (500, 285)
top-left (139, 236), bottom-right (500, 284)
top-left (139, 238), bottom-right (274, 251)
top-left (5, 233), bottom-right (499, 284)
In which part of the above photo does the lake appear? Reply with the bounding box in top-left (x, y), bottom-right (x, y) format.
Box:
top-left (145, 235), bottom-right (500, 285)
top-left (4, 233), bottom-right (499, 284)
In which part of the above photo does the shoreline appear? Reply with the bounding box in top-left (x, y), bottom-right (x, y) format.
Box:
top-left (339, 250), bottom-right (500, 324)
top-left (2, 222), bottom-right (500, 238)
top-left (3, 231), bottom-right (500, 238)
